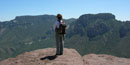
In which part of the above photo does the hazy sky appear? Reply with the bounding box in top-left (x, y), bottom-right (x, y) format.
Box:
top-left (0, 0), bottom-right (130, 21)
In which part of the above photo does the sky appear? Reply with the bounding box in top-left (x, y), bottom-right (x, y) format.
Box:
top-left (0, 0), bottom-right (130, 21)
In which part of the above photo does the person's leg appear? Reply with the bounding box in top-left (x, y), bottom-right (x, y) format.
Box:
top-left (59, 35), bottom-right (64, 55)
top-left (56, 33), bottom-right (60, 55)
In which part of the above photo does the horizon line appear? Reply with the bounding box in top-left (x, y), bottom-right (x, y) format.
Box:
top-left (0, 13), bottom-right (130, 22)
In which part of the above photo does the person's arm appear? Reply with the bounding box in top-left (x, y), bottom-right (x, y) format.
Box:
top-left (54, 25), bottom-right (57, 32)
top-left (54, 21), bottom-right (58, 32)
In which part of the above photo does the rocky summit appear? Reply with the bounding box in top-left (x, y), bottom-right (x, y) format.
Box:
top-left (83, 54), bottom-right (130, 65)
top-left (0, 48), bottom-right (84, 65)
top-left (0, 48), bottom-right (130, 65)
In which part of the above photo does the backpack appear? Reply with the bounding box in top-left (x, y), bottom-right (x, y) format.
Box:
top-left (56, 21), bottom-right (67, 34)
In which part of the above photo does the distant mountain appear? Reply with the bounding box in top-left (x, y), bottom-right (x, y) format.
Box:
top-left (66, 13), bottom-right (130, 57)
top-left (0, 15), bottom-right (76, 61)
top-left (0, 13), bottom-right (130, 61)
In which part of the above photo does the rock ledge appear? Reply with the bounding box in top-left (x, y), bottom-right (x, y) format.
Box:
top-left (0, 48), bottom-right (130, 65)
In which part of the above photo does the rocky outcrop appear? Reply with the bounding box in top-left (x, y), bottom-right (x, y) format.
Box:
top-left (0, 48), bottom-right (84, 65)
top-left (83, 54), bottom-right (130, 65)
top-left (0, 48), bottom-right (130, 65)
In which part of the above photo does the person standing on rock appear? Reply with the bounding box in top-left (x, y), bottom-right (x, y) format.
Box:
top-left (54, 14), bottom-right (66, 55)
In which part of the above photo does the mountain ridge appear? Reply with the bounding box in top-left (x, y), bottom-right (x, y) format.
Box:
top-left (0, 13), bottom-right (130, 61)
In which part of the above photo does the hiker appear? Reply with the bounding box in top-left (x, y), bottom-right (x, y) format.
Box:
top-left (54, 14), bottom-right (66, 55)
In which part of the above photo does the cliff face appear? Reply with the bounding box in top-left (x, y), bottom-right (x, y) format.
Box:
top-left (0, 48), bottom-right (130, 65)
top-left (1, 13), bottom-right (130, 61)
